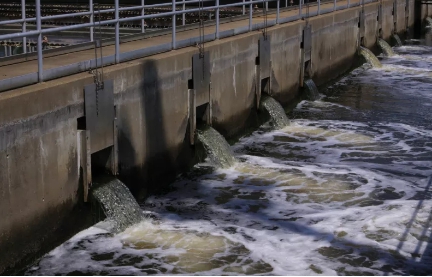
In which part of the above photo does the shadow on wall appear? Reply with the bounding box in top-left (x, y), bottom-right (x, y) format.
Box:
top-left (117, 59), bottom-right (193, 200)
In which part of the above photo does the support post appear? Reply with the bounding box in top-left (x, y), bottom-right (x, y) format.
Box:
top-left (347, 0), bottom-right (350, 8)
top-left (318, 0), bottom-right (320, 15)
top-left (21, 0), bottom-right (26, 53)
top-left (299, 0), bottom-right (302, 17)
top-left (243, 0), bottom-right (246, 15)
top-left (249, 0), bottom-right (253, 31)
top-left (172, 0), bottom-right (176, 49)
top-left (182, 1), bottom-right (185, 26)
top-left (115, 0), bottom-right (120, 64)
top-left (142, 0), bottom-right (146, 32)
top-left (89, 0), bottom-right (94, 42)
top-left (216, 0), bottom-right (220, 39)
top-left (36, 0), bottom-right (43, 82)
top-left (277, 0), bottom-right (280, 24)
top-left (334, 0), bottom-right (336, 11)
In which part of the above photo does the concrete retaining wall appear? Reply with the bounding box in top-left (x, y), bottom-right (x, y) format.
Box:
top-left (0, 0), bottom-right (426, 273)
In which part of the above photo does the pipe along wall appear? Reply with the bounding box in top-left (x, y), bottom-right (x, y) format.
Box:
top-left (0, 0), bottom-right (431, 273)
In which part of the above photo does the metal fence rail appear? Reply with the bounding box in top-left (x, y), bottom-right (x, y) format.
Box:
top-left (0, 0), bottom-right (374, 92)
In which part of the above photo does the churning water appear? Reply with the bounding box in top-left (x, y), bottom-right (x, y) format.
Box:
top-left (393, 34), bottom-right (403, 46)
top-left (27, 42), bottom-right (432, 275)
top-left (378, 38), bottom-right (396, 56)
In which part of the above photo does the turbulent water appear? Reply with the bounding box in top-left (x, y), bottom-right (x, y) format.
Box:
top-left (378, 38), bottom-right (395, 56)
top-left (426, 17), bottom-right (432, 27)
top-left (260, 96), bottom-right (290, 129)
top-left (359, 46), bottom-right (383, 67)
top-left (92, 178), bottom-right (147, 233)
top-left (304, 78), bottom-right (321, 100)
top-left (27, 42), bottom-right (432, 275)
top-left (197, 126), bottom-right (237, 168)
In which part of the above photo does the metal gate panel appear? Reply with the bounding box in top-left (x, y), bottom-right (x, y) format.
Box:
top-left (302, 25), bottom-right (312, 62)
top-left (259, 38), bottom-right (271, 79)
top-left (359, 10), bottom-right (365, 38)
top-left (192, 52), bottom-right (211, 106)
top-left (84, 80), bottom-right (115, 153)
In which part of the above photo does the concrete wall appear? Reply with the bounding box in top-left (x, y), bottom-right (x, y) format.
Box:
top-left (0, 0), bottom-right (417, 273)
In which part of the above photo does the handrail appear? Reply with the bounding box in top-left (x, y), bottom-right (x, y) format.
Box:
top-left (0, 0), bottom-right (377, 92)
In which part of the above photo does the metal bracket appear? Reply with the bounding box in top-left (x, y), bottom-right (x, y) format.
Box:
top-left (189, 52), bottom-right (211, 145)
top-left (300, 25), bottom-right (312, 87)
top-left (78, 130), bottom-right (92, 202)
top-left (256, 35), bottom-right (272, 109)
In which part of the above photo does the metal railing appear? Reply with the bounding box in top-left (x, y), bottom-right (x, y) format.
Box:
top-left (0, 0), bottom-right (375, 92)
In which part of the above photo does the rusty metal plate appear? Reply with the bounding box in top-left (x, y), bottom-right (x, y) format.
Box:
top-left (259, 38), bottom-right (271, 79)
top-left (84, 80), bottom-right (114, 154)
top-left (192, 52), bottom-right (211, 106)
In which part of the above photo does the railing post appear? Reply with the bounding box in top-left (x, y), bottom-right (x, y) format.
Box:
top-left (216, 0), bottom-right (220, 38)
top-left (299, 0), bottom-right (302, 17)
top-left (347, 0), bottom-right (350, 8)
top-left (182, 0), bottom-right (185, 26)
top-left (286, 0), bottom-right (288, 7)
top-left (334, 0), bottom-right (336, 11)
top-left (249, 0), bottom-right (252, 31)
top-left (318, 0), bottom-right (320, 14)
top-left (89, 0), bottom-right (94, 42)
top-left (266, 1), bottom-right (268, 11)
top-left (142, 0), bottom-right (146, 32)
top-left (115, 0), bottom-right (120, 64)
top-left (36, 0), bottom-right (43, 82)
top-left (276, 0), bottom-right (280, 23)
top-left (172, 0), bottom-right (176, 49)
top-left (21, 0), bottom-right (26, 53)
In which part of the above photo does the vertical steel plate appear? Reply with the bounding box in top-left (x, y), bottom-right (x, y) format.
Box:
top-left (302, 25), bottom-right (312, 62)
top-left (359, 10), bottom-right (365, 37)
top-left (84, 80), bottom-right (114, 153)
top-left (259, 38), bottom-right (271, 79)
top-left (192, 52), bottom-right (211, 106)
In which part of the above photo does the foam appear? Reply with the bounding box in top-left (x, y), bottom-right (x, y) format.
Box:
top-left (27, 34), bottom-right (432, 276)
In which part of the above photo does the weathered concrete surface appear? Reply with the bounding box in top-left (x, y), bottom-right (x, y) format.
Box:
top-left (0, 0), bottom-right (424, 273)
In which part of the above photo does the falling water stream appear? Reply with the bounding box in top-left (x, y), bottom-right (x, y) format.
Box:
top-left (359, 46), bottom-right (383, 67)
top-left (378, 38), bottom-right (396, 56)
top-left (393, 34), bottom-right (403, 46)
top-left (304, 78), bottom-right (321, 100)
top-left (26, 35), bottom-right (432, 275)
top-left (260, 96), bottom-right (290, 129)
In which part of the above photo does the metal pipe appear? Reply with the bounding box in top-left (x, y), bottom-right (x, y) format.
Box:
top-left (276, 0), bottom-right (280, 23)
top-left (216, 0), bottom-right (220, 38)
top-left (182, 1), bottom-right (186, 25)
top-left (347, 0), bottom-right (350, 8)
top-left (89, 0), bottom-right (94, 42)
top-left (334, 0), bottom-right (336, 11)
top-left (21, 0), bottom-right (26, 54)
top-left (318, 0), bottom-right (320, 14)
top-left (142, 0), bottom-right (146, 32)
top-left (266, 1), bottom-right (268, 11)
top-left (115, 0), bottom-right (120, 64)
top-left (286, 0), bottom-right (288, 7)
top-left (172, 0), bottom-right (176, 49)
top-left (36, 0), bottom-right (43, 82)
top-left (243, 0), bottom-right (246, 15)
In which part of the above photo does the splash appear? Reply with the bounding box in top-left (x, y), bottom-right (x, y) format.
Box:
top-left (426, 17), bottom-right (432, 27)
top-left (378, 38), bottom-right (395, 56)
top-left (359, 46), bottom-right (382, 67)
top-left (260, 96), bottom-right (290, 129)
top-left (303, 79), bottom-right (321, 101)
top-left (197, 127), bottom-right (236, 168)
top-left (92, 178), bottom-right (147, 233)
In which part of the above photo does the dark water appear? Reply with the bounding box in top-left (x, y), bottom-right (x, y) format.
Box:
top-left (26, 41), bottom-right (432, 275)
